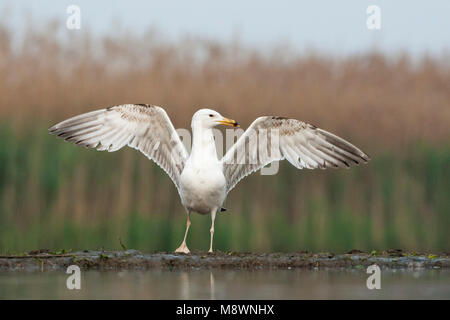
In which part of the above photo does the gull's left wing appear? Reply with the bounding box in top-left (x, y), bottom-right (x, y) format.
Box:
top-left (221, 116), bottom-right (370, 193)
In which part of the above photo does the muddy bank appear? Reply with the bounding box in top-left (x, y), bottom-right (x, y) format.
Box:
top-left (0, 249), bottom-right (448, 272)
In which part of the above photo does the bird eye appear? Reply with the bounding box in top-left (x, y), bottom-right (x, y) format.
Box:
top-left (209, 114), bottom-right (214, 117)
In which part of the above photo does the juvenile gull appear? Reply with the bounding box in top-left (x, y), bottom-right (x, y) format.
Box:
top-left (49, 104), bottom-right (370, 253)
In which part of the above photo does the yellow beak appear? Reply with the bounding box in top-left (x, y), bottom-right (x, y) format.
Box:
top-left (218, 117), bottom-right (239, 127)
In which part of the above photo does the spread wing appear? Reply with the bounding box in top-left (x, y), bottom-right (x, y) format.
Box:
top-left (221, 116), bottom-right (370, 193)
top-left (49, 104), bottom-right (189, 193)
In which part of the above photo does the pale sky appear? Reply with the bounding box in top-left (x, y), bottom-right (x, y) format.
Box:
top-left (3, 0), bottom-right (450, 55)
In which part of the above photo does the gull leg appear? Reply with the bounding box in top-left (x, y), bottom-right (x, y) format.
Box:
top-left (208, 209), bottom-right (217, 253)
top-left (175, 211), bottom-right (191, 254)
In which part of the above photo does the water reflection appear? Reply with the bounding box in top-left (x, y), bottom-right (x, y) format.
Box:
top-left (0, 269), bottom-right (448, 299)
top-left (210, 271), bottom-right (215, 300)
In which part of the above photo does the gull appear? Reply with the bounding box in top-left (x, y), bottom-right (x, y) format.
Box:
top-left (49, 104), bottom-right (369, 253)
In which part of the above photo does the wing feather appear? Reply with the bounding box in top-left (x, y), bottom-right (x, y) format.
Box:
top-left (49, 104), bottom-right (188, 193)
top-left (221, 116), bottom-right (369, 192)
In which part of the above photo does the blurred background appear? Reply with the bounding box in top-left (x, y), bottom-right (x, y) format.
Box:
top-left (0, 1), bottom-right (448, 254)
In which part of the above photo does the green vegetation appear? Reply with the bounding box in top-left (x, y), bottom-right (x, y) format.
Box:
top-left (0, 126), bottom-right (448, 253)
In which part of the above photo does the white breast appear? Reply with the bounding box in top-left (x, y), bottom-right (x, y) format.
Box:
top-left (179, 160), bottom-right (227, 214)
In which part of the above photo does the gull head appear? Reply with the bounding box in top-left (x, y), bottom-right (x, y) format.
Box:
top-left (191, 109), bottom-right (239, 129)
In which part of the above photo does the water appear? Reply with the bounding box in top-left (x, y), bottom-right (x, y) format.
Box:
top-left (0, 269), bottom-right (449, 299)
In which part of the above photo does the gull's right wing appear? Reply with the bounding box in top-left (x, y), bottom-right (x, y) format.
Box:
top-left (49, 104), bottom-right (189, 193)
